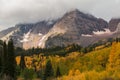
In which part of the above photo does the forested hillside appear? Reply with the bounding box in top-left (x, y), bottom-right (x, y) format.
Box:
top-left (1, 39), bottom-right (120, 80)
top-left (15, 41), bottom-right (120, 80)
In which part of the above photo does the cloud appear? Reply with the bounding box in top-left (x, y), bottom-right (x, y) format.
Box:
top-left (90, 0), bottom-right (120, 21)
top-left (0, 0), bottom-right (120, 30)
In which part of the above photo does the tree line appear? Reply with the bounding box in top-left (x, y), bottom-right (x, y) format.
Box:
top-left (0, 39), bottom-right (16, 80)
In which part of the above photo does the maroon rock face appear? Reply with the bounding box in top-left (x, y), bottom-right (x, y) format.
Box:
top-left (1, 9), bottom-right (120, 48)
top-left (108, 19), bottom-right (120, 32)
top-left (54, 9), bottom-right (108, 35)
top-left (45, 10), bottom-right (109, 47)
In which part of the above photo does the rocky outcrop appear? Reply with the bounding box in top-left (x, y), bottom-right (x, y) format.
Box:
top-left (44, 9), bottom-right (108, 48)
top-left (1, 9), bottom-right (120, 49)
top-left (0, 20), bottom-right (55, 49)
top-left (108, 19), bottom-right (120, 32)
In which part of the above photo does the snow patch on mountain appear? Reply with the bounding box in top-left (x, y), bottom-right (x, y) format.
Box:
top-left (93, 29), bottom-right (112, 35)
top-left (81, 34), bottom-right (93, 37)
top-left (38, 25), bottom-right (67, 48)
top-left (20, 30), bottom-right (31, 42)
top-left (81, 29), bottom-right (114, 37)
top-left (38, 35), bottom-right (48, 48)
top-left (38, 33), bottom-right (43, 36)
top-left (1, 28), bottom-right (19, 41)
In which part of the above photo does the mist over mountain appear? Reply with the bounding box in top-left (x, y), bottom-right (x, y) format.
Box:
top-left (0, 0), bottom-right (120, 30)
top-left (0, 9), bottom-right (120, 49)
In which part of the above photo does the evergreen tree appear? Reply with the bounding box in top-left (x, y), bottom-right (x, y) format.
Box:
top-left (2, 42), bottom-right (7, 74)
top-left (0, 57), bottom-right (2, 74)
top-left (55, 66), bottom-right (61, 77)
top-left (42, 73), bottom-right (46, 80)
top-left (7, 39), bottom-right (16, 79)
top-left (44, 59), bottom-right (54, 78)
top-left (20, 54), bottom-right (26, 70)
top-left (81, 48), bottom-right (87, 53)
top-left (0, 41), bottom-right (3, 76)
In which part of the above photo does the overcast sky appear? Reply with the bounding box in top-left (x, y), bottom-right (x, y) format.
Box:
top-left (0, 0), bottom-right (120, 31)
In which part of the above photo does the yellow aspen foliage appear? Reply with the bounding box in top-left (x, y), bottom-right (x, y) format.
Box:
top-left (109, 43), bottom-right (117, 64)
top-left (108, 42), bottom-right (120, 72)
top-left (73, 61), bottom-right (82, 70)
top-left (108, 42), bottom-right (117, 70)
top-left (75, 69), bottom-right (81, 75)
top-left (97, 55), bottom-right (103, 61)
top-left (68, 70), bottom-right (74, 76)
top-left (16, 56), bottom-right (21, 65)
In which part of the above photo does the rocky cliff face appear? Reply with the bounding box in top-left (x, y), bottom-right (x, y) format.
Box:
top-left (0, 20), bottom-right (56, 49)
top-left (108, 19), bottom-right (120, 32)
top-left (0, 27), bottom-right (18, 39)
top-left (43, 9), bottom-right (109, 48)
top-left (0, 9), bottom-right (120, 49)
top-left (55, 9), bottom-right (108, 35)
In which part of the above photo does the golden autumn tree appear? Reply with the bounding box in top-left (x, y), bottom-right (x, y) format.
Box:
top-left (108, 42), bottom-right (120, 72)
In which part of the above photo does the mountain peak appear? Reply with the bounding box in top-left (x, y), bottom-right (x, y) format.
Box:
top-left (69, 9), bottom-right (80, 13)
top-left (1, 9), bottom-right (120, 49)
top-left (63, 9), bottom-right (97, 22)
top-left (65, 9), bottom-right (83, 17)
